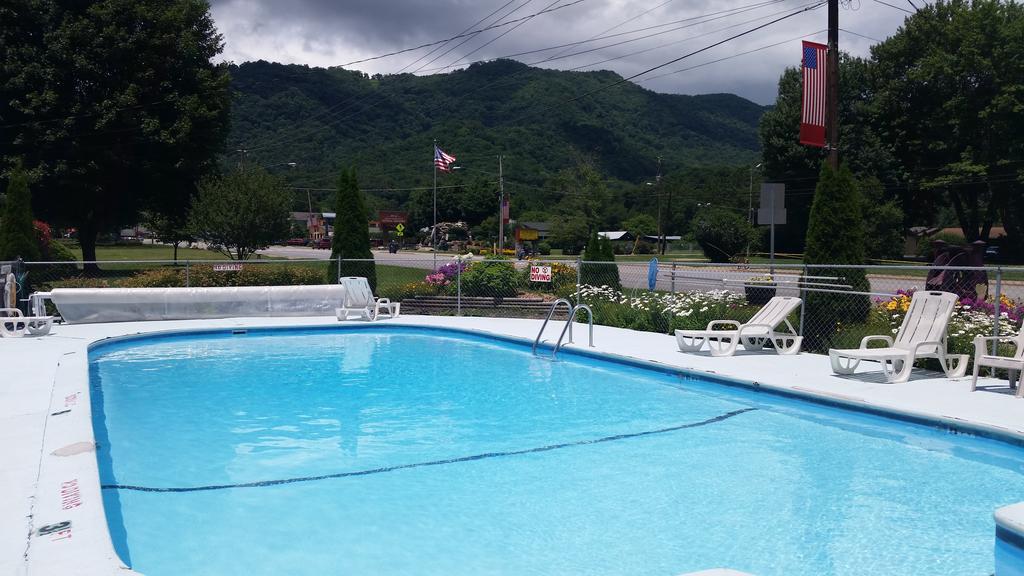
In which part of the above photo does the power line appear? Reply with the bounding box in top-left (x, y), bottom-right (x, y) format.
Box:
top-left (567, 2), bottom-right (823, 74)
top-left (870, 0), bottom-right (913, 13)
top-left (416, 0), bottom-right (790, 73)
top-left (639, 29), bottom-right (826, 82)
top-left (338, 0), bottom-right (590, 67)
top-left (503, 1), bottom-right (824, 126)
top-left (441, 0), bottom-right (569, 70)
top-left (839, 27), bottom-right (883, 42)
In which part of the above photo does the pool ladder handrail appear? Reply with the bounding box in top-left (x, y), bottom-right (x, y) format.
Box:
top-left (532, 299), bottom-right (594, 358)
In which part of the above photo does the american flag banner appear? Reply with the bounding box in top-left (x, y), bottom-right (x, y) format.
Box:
top-left (434, 145), bottom-right (456, 172)
top-left (800, 41), bottom-right (828, 148)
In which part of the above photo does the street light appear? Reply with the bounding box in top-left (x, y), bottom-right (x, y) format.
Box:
top-left (748, 162), bottom-right (762, 224)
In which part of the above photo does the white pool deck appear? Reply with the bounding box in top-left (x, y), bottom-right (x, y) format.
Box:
top-left (3, 314), bottom-right (1024, 576)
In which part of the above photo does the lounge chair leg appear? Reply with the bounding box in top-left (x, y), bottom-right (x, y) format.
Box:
top-left (883, 357), bottom-right (913, 383)
top-left (971, 360), bottom-right (980, 392)
top-left (940, 354), bottom-right (969, 379)
top-left (829, 352), bottom-right (860, 375)
top-left (676, 333), bottom-right (707, 353)
top-left (741, 337), bottom-right (766, 351)
top-left (708, 335), bottom-right (738, 357)
top-left (773, 336), bottom-right (802, 355)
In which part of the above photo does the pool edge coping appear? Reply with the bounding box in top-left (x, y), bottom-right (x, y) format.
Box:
top-left (25, 317), bottom-right (1024, 575)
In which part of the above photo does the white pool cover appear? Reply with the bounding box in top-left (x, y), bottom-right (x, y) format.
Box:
top-left (50, 285), bottom-right (346, 323)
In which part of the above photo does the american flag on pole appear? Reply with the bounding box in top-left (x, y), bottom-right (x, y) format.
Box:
top-left (434, 145), bottom-right (456, 172)
top-left (800, 41), bottom-right (827, 148)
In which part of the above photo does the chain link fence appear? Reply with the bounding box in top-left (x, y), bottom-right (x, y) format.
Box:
top-left (9, 253), bottom-right (1024, 356)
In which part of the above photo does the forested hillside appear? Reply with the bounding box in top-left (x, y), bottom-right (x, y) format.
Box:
top-left (228, 59), bottom-right (765, 220)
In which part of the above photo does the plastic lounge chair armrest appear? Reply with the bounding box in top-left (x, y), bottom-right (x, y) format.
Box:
top-left (911, 340), bottom-right (943, 355)
top-left (0, 307), bottom-right (25, 318)
top-left (707, 320), bottom-right (741, 332)
top-left (737, 323), bottom-right (775, 336)
top-left (859, 335), bottom-right (894, 349)
top-left (973, 335), bottom-right (1020, 358)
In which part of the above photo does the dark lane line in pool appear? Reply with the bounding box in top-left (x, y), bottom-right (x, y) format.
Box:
top-left (103, 407), bottom-right (757, 493)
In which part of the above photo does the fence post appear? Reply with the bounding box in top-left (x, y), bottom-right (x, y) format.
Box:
top-left (670, 261), bottom-right (676, 294)
top-left (337, 256), bottom-right (342, 283)
top-left (575, 256), bottom-right (582, 305)
top-left (798, 264), bottom-right (807, 336)
top-left (992, 267), bottom-right (1002, 355)
top-left (457, 263), bottom-right (462, 317)
top-left (185, 260), bottom-right (190, 288)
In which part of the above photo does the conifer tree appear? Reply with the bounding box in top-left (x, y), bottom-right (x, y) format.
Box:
top-left (0, 164), bottom-right (41, 261)
top-left (803, 162), bottom-right (870, 349)
top-left (328, 167), bottom-right (376, 290)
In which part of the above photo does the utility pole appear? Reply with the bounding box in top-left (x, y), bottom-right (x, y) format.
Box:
top-left (432, 139), bottom-right (438, 271)
top-left (656, 157), bottom-right (665, 255)
top-left (497, 155), bottom-right (505, 254)
top-left (827, 0), bottom-right (839, 169)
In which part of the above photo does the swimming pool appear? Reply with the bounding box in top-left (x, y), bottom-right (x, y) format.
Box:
top-left (89, 326), bottom-right (1024, 575)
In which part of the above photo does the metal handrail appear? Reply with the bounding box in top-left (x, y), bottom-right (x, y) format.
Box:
top-left (532, 298), bottom-right (575, 355)
top-left (552, 304), bottom-right (594, 358)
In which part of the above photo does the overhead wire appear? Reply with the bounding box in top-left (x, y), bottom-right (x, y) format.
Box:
top-left (338, 0), bottom-right (590, 67)
top-left (870, 0), bottom-right (913, 13)
top-left (499, 1), bottom-right (825, 126)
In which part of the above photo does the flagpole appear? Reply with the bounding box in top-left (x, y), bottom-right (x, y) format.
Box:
top-left (826, 0), bottom-right (839, 169)
top-left (432, 139), bottom-right (438, 271)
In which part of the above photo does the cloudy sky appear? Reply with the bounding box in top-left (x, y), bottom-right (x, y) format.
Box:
top-left (209, 0), bottom-right (911, 105)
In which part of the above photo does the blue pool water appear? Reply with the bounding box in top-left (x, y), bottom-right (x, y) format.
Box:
top-left (90, 326), bottom-right (1024, 576)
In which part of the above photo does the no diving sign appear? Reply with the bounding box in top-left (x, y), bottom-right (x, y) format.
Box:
top-left (529, 265), bottom-right (552, 283)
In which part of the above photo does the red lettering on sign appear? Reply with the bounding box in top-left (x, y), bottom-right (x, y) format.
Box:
top-left (60, 479), bottom-right (81, 510)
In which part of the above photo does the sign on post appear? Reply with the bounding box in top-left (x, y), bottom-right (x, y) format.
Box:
top-left (529, 265), bottom-right (552, 283)
top-left (757, 183), bottom-right (787, 225)
top-left (213, 263), bottom-right (243, 272)
top-left (394, 223), bottom-right (405, 237)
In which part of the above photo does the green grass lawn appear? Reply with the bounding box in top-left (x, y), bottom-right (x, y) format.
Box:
top-left (64, 242), bottom-right (232, 262)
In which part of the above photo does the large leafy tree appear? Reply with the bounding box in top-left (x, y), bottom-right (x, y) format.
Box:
top-left (871, 0), bottom-right (1024, 243)
top-left (188, 168), bottom-right (291, 260)
top-left (0, 0), bottom-right (230, 268)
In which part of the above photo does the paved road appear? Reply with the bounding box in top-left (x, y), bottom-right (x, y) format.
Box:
top-left (258, 246), bottom-right (1024, 299)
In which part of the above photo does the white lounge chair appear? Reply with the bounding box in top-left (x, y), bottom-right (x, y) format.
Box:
top-left (675, 296), bottom-right (803, 356)
top-left (336, 277), bottom-right (399, 321)
top-left (829, 290), bottom-right (968, 383)
top-left (971, 333), bottom-right (1024, 397)
top-left (0, 308), bottom-right (53, 337)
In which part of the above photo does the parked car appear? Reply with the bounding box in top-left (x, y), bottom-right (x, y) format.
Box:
top-left (315, 237), bottom-right (332, 249)
top-left (285, 238), bottom-right (309, 247)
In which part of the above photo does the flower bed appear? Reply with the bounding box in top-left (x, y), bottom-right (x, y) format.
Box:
top-left (873, 289), bottom-right (1022, 358)
top-left (576, 284), bottom-right (757, 333)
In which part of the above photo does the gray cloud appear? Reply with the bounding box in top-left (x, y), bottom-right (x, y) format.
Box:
top-left (210, 0), bottom-right (911, 104)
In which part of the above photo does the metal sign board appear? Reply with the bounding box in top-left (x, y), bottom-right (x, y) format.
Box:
top-left (529, 265), bottom-right (552, 283)
top-left (757, 209), bottom-right (788, 225)
top-left (378, 210), bottom-right (408, 225)
top-left (758, 183), bottom-right (787, 225)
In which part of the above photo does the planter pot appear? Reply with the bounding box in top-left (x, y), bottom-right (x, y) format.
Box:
top-left (745, 284), bottom-right (777, 305)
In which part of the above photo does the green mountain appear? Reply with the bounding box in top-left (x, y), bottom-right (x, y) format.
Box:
top-left (230, 59), bottom-right (761, 179)
top-left (228, 59), bottom-right (765, 217)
